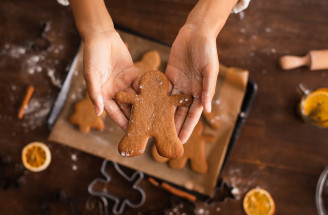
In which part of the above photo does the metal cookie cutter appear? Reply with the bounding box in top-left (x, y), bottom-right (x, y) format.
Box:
top-left (87, 160), bottom-right (146, 215)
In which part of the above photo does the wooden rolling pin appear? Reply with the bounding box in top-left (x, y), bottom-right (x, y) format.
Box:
top-left (280, 50), bottom-right (328, 70)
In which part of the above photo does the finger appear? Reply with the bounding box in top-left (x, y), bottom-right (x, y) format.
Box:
top-left (175, 106), bottom-right (189, 136)
top-left (117, 103), bottom-right (131, 119)
top-left (132, 75), bottom-right (140, 93)
top-left (116, 88), bottom-right (135, 119)
top-left (171, 88), bottom-right (188, 135)
top-left (84, 70), bottom-right (104, 116)
top-left (103, 99), bottom-right (128, 130)
top-left (202, 64), bottom-right (219, 113)
top-left (178, 98), bottom-right (203, 144)
top-left (167, 78), bottom-right (174, 94)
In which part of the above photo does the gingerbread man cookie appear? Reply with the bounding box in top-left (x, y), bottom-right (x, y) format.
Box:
top-left (134, 50), bottom-right (161, 77)
top-left (69, 93), bottom-right (106, 133)
top-left (168, 121), bottom-right (215, 174)
top-left (115, 70), bottom-right (192, 158)
top-left (151, 143), bottom-right (169, 163)
top-left (202, 110), bottom-right (220, 130)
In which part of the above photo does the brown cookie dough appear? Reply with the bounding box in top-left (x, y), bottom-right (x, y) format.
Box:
top-left (115, 70), bottom-right (192, 158)
top-left (134, 50), bottom-right (161, 77)
top-left (168, 121), bottom-right (215, 174)
top-left (69, 93), bottom-right (106, 133)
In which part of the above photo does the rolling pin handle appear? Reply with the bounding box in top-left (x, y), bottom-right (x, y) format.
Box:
top-left (279, 55), bottom-right (311, 70)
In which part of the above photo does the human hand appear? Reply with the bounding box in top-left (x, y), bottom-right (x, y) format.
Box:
top-left (83, 30), bottom-right (138, 130)
top-left (166, 24), bottom-right (219, 143)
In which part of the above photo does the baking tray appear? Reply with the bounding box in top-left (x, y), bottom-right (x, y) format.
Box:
top-left (48, 29), bottom-right (257, 198)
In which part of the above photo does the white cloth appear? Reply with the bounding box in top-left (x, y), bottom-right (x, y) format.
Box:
top-left (232, 0), bottom-right (250, 13)
top-left (57, 0), bottom-right (69, 6)
top-left (57, 0), bottom-right (250, 13)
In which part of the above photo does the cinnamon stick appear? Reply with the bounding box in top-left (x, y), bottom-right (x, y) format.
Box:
top-left (148, 177), bottom-right (160, 186)
top-left (161, 182), bottom-right (197, 201)
top-left (18, 85), bottom-right (35, 119)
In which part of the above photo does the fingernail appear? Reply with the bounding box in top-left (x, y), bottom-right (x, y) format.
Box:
top-left (179, 135), bottom-right (186, 144)
top-left (206, 102), bottom-right (212, 113)
top-left (96, 95), bottom-right (104, 116)
top-left (94, 105), bottom-right (100, 116)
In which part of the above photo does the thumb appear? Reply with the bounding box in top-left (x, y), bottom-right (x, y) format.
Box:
top-left (202, 63), bottom-right (219, 113)
top-left (83, 65), bottom-right (104, 116)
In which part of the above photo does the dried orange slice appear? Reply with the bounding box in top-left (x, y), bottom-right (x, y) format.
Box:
top-left (300, 89), bottom-right (328, 127)
top-left (243, 188), bottom-right (275, 215)
top-left (22, 142), bottom-right (51, 172)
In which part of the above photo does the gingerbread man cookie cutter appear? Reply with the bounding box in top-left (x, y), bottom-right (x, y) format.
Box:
top-left (87, 160), bottom-right (146, 215)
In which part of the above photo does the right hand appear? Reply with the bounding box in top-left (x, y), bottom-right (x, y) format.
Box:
top-left (83, 30), bottom-right (138, 130)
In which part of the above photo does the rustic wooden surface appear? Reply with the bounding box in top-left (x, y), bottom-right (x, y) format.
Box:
top-left (0, 0), bottom-right (327, 214)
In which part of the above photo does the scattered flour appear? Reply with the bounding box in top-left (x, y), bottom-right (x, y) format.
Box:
top-left (22, 98), bottom-right (53, 131)
top-left (2, 40), bottom-right (64, 88)
top-left (214, 99), bottom-right (221, 105)
top-left (71, 154), bottom-right (77, 161)
top-left (72, 165), bottom-right (78, 171)
top-left (47, 69), bottom-right (62, 88)
top-left (2, 43), bottom-right (26, 58)
top-left (265, 27), bottom-right (272, 33)
top-left (239, 11), bottom-right (245, 20)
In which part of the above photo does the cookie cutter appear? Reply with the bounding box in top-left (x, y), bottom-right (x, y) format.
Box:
top-left (87, 160), bottom-right (146, 215)
top-left (316, 167), bottom-right (328, 215)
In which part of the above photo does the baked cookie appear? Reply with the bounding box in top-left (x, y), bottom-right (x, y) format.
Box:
top-left (151, 143), bottom-right (169, 163)
top-left (134, 50), bottom-right (161, 77)
top-left (168, 121), bottom-right (215, 174)
top-left (69, 93), bottom-right (106, 133)
top-left (202, 110), bottom-right (220, 130)
top-left (115, 70), bottom-right (192, 158)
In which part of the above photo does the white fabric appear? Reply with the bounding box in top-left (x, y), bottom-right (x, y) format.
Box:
top-left (57, 0), bottom-right (250, 15)
top-left (232, 0), bottom-right (250, 13)
top-left (57, 0), bottom-right (69, 6)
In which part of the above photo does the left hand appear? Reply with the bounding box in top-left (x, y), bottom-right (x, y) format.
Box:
top-left (165, 24), bottom-right (219, 143)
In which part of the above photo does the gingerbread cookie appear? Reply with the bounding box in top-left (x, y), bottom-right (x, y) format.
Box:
top-left (134, 50), bottom-right (161, 77)
top-left (168, 121), bottom-right (215, 174)
top-left (202, 110), bottom-right (220, 130)
top-left (115, 70), bottom-right (192, 158)
top-left (152, 143), bottom-right (169, 163)
top-left (69, 93), bottom-right (106, 133)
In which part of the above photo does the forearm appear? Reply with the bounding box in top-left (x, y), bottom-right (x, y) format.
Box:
top-left (186, 0), bottom-right (238, 37)
top-left (69, 0), bottom-right (114, 40)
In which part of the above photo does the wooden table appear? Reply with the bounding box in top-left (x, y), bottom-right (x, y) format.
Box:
top-left (0, 0), bottom-right (327, 214)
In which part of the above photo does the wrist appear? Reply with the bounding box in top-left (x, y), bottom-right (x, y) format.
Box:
top-left (186, 0), bottom-right (238, 37)
top-left (180, 24), bottom-right (217, 41)
top-left (69, 0), bottom-right (115, 41)
top-left (185, 15), bottom-right (223, 38)
top-left (79, 23), bottom-right (115, 41)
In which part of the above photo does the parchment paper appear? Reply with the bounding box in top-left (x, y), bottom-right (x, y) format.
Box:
top-left (49, 30), bottom-right (249, 196)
